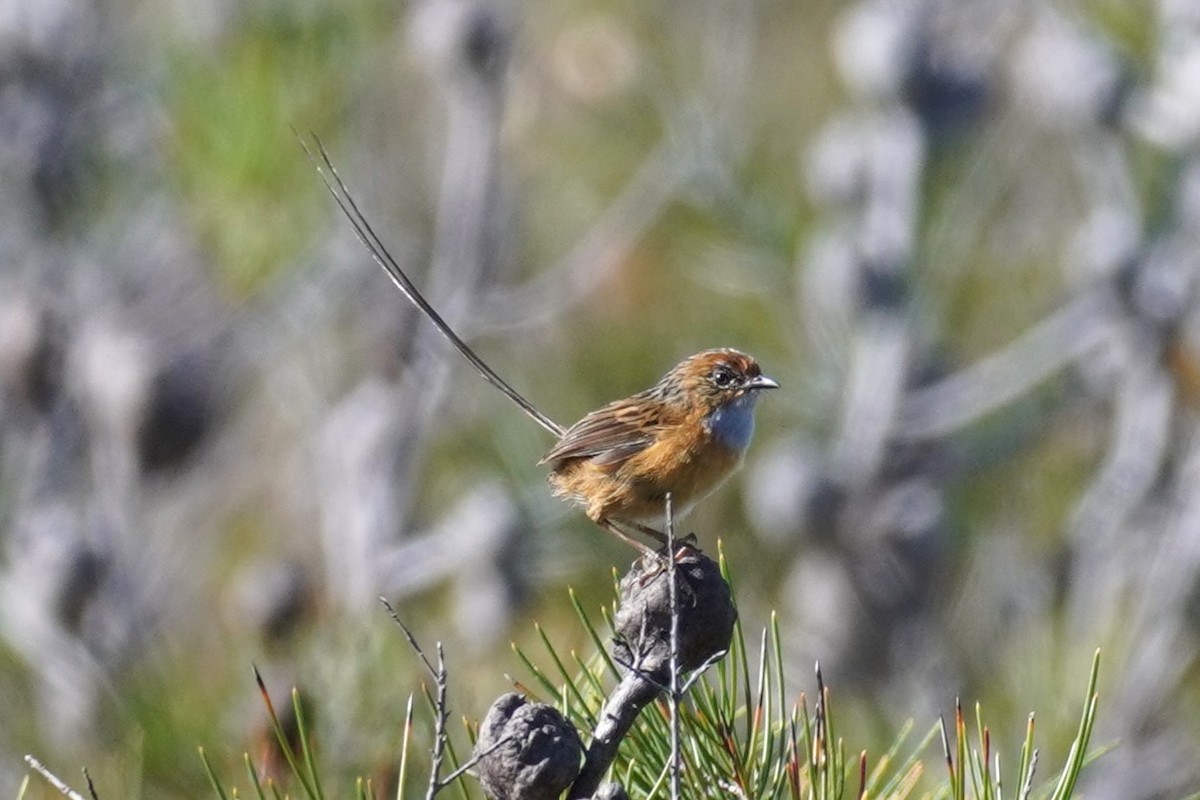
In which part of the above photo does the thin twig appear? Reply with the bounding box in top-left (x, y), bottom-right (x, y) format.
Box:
top-left (437, 733), bottom-right (515, 788)
top-left (23, 756), bottom-right (87, 800)
top-left (610, 652), bottom-right (672, 694)
top-left (666, 492), bottom-right (682, 800)
top-left (431, 650), bottom-right (451, 800)
top-left (380, 596), bottom-right (438, 678)
top-left (679, 649), bottom-right (729, 695)
top-left (425, 645), bottom-right (451, 800)
top-left (378, 597), bottom-right (453, 800)
top-left (613, 614), bottom-right (728, 697)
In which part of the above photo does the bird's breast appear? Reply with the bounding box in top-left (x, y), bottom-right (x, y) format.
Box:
top-left (606, 416), bottom-right (743, 519)
top-left (545, 399), bottom-right (756, 524)
top-left (704, 392), bottom-right (760, 453)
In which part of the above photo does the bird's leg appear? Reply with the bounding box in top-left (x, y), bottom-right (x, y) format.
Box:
top-left (625, 520), bottom-right (669, 545)
top-left (596, 519), bottom-right (664, 560)
top-left (600, 520), bottom-right (700, 582)
top-left (625, 520), bottom-right (698, 554)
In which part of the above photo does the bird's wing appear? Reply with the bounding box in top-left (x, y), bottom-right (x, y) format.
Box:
top-left (539, 397), bottom-right (664, 467)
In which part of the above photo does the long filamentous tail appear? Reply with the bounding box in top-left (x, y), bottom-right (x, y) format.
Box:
top-left (299, 132), bottom-right (566, 439)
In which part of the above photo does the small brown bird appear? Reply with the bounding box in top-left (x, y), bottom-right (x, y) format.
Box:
top-left (304, 138), bottom-right (777, 553)
top-left (541, 349), bottom-right (777, 551)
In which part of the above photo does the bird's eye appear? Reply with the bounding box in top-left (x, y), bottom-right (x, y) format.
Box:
top-left (711, 365), bottom-right (737, 388)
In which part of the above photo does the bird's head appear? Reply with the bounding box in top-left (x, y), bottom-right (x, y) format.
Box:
top-left (659, 349), bottom-right (777, 452)
top-left (652, 349), bottom-right (779, 411)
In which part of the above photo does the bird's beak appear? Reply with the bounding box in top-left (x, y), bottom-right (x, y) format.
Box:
top-left (745, 374), bottom-right (780, 390)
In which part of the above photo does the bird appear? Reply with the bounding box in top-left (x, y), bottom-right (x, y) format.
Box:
top-left (301, 137), bottom-right (778, 554)
top-left (540, 349), bottom-right (777, 552)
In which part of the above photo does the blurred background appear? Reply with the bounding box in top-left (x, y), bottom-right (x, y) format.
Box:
top-left (2, 0), bottom-right (1198, 796)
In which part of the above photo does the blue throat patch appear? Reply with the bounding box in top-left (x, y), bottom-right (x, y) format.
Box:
top-left (706, 392), bottom-right (759, 452)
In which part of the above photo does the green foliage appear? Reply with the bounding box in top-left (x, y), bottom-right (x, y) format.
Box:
top-left (934, 673), bottom-right (1101, 800)
top-left (22, 559), bottom-right (1103, 800)
top-left (504, 547), bottom-right (1102, 798)
top-left (194, 580), bottom-right (1100, 800)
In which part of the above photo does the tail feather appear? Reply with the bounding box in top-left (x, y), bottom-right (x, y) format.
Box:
top-left (299, 132), bottom-right (565, 439)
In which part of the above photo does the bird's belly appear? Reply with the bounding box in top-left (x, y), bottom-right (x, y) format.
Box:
top-left (630, 442), bottom-right (741, 521)
top-left (548, 433), bottom-right (743, 524)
